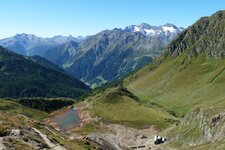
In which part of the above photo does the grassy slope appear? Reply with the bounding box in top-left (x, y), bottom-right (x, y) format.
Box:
top-left (0, 99), bottom-right (48, 121)
top-left (87, 87), bottom-right (177, 129)
top-left (189, 140), bottom-right (225, 150)
top-left (125, 54), bottom-right (225, 117)
top-left (124, 54), bottom-right (225, 148)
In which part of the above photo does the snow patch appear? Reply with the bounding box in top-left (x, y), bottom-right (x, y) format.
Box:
top-left (144, 29), bottom-right (155, 35)
top-left (134, 26), bottom-right (140, 32)
top-left (162, 26), bottom-right (176, 33)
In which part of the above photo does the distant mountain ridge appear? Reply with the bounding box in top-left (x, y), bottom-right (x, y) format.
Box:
top-left (30, 55), bottom-right (66, 73)
top-left (44, 23), bottom-right (183, 87)
top-left (0, 23), bottom-right (183, 87)
top-left (0, 34), bottom-right (85, 56)
top-left (125, 23), bottom-right (183, 39)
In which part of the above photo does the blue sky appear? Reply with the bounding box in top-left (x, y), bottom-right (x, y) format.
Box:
top-left (0, 0), bottom-right (224, 39)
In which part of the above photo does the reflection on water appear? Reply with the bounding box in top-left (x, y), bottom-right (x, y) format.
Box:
top-left (52, 108), bottom-right (80, 130)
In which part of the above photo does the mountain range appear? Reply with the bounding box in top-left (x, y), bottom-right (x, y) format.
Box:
top-left (0, 34), bottom-right (85, 56)
top-left (0, 23), bottom-right (183, 87)
top-left (0, 10), bottom-right (224, 150)
top-left (44, 23), bottom-right (183, 87)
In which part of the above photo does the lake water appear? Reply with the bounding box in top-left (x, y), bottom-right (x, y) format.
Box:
top-left (52, 108), bottom-right (80, 130)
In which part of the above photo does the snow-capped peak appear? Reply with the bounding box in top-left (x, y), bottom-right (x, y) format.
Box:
top-left (125, 23), bottom-right (183, 37)
top-left (15, 33), bottom-right (37, 40)
top-left (162, 26), bottom-right (176, 33)
top-left (144, 29), bottom-right (157, 35)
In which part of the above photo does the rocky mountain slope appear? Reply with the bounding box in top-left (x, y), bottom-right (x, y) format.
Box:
top-left (45, 23), bottom-right (183, 87)
top-left (0, 34), bottom-right (84, 56)
top-left (166, 10), bottom-right (225, 57)
top-left (0, 46), bottom-right (90, 98)
top-left (44, 40), bottom-right (79, 67)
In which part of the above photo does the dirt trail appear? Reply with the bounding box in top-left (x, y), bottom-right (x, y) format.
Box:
top-left (33, 128), bottom-right (66, 150)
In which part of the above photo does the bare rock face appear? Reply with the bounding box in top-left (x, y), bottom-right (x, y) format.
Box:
top-left (0, 125), bottom-right (67, 150)
top-left (211, 112), bottom-right (225, 126)
top-left (210, 112), bottom-right (225, 141)
top-left (2, 127), bottom-right (48, 149)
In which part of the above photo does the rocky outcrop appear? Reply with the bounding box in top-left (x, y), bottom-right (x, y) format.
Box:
top-left (167, 106), bottom-right (225, 147)
top-left (0, 126), bottom-right (48, 149)
top-left (0, 126), bottom-right (66, 150)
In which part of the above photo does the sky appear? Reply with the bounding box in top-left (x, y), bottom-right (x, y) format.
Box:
top-left (0, 0), bottom-right (224, 39)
